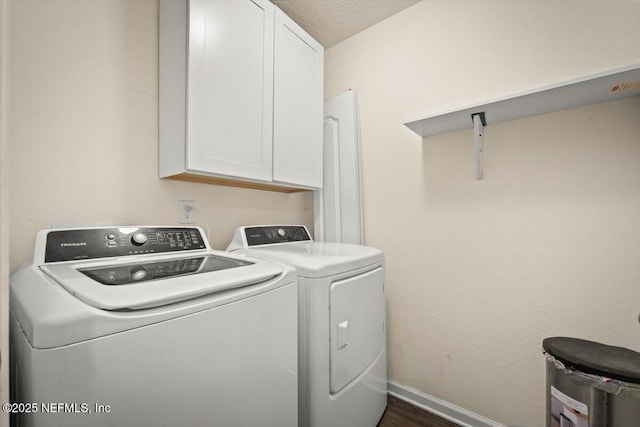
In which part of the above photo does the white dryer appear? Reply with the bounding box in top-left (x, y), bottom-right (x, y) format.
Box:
top-left (227, 225), bottom-right (387, 427)
top-left (11, 226), bottom-right (298, 427)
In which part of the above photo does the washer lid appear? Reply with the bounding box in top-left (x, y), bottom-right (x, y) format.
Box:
top-left (42, 253), bottom-right (283, 310)
top-left (238, 242), bottom-right (383, 278)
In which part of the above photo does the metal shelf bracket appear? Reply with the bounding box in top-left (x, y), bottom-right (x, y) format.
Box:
top-left (472, 112), bottom-right (486, 180)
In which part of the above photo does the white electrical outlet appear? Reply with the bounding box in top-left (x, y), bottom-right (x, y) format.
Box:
top-left (179, 200), bottom-right (195, 224)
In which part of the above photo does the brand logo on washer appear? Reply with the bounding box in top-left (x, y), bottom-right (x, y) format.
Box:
top-left (60, 242), bottom-right (87, 247)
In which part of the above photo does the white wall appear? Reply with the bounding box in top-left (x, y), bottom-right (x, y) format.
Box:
top-left (325, 1), bottom-right (640, 425)
top-left (7, 0), bottom-right (313, 271)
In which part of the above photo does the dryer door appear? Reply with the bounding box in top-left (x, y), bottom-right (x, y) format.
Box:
top-left (329, 266), bottom-right (385, 393)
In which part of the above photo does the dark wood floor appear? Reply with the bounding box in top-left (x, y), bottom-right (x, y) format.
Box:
top-left (377, 395), bottom-right (460, 427)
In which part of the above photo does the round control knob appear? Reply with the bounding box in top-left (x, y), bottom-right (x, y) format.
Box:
top-left (131, 232), bottom-right (148, 246)
top-left (277, 228), bottom-right (286, 237)
top-left (130, 267), bottom-right (147, 281)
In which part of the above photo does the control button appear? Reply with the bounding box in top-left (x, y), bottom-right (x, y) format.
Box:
top-left (131, 232), bottom-right (148, 246)
top-left (277, 228), bottom-right (286, 237)
top-left (130, 267), bottom-right (147, 281)
top-left (107, 241), bottom-right (117, 247)
top-left (106, 233), bottom-right (116, 241)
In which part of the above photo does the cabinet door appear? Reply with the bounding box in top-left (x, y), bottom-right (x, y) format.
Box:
top-left (272, 8), bottom-right (324, 189)
top-left (186, 0), bottom-right (274, 181)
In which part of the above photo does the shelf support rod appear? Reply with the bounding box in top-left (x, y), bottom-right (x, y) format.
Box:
top-left (471, 112), bottom-right (486, 180)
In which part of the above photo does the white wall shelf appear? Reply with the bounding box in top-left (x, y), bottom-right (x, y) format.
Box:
top-left (404, 64), bottom-right (640, 138)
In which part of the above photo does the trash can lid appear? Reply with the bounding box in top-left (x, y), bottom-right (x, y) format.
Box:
top-left (543, 337), bottom-right (640, 383)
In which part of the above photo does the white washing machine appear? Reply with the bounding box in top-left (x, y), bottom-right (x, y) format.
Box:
top-left (10, 226), bottom-right (298, 427)
top-left (227, 225), bottom-right (387, 427)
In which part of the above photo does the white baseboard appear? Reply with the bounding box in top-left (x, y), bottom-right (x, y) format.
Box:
top-left (387, 381), bottom-right (506, 427)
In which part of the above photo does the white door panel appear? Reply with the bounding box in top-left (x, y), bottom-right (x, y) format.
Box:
top-left (329, 267), bottom-right (385, 393)
top-left (187, 0), bottom-right (273, 181)
top-left (314, 91), bottom-right (363, 244)
top-left (273, 8), bottom-right (323, 188)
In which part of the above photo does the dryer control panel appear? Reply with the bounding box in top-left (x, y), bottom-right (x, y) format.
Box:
top-left (244, 225), bottom-right (311, 246)
top-left (44, 227), bottom-right (206, 262)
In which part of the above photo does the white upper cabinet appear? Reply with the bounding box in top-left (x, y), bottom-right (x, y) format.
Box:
top-left (273, 8), bottom-right (324, 189)
top-left (187, 0), bottom-right (273, 181)
top-left (159, 0), bottom-right (324, 192)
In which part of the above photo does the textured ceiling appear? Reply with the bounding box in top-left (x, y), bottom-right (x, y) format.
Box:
top-left (272, 0), bottom-right (420, 48)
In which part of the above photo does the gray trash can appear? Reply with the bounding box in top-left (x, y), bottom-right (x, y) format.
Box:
top-left (543, 337), bottom-right (640, 427)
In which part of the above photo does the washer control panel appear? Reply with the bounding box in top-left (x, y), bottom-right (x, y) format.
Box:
top-left (45, 227), bottom-right (206, 262)
top-left (244, 225), bottom-right (311, 246)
